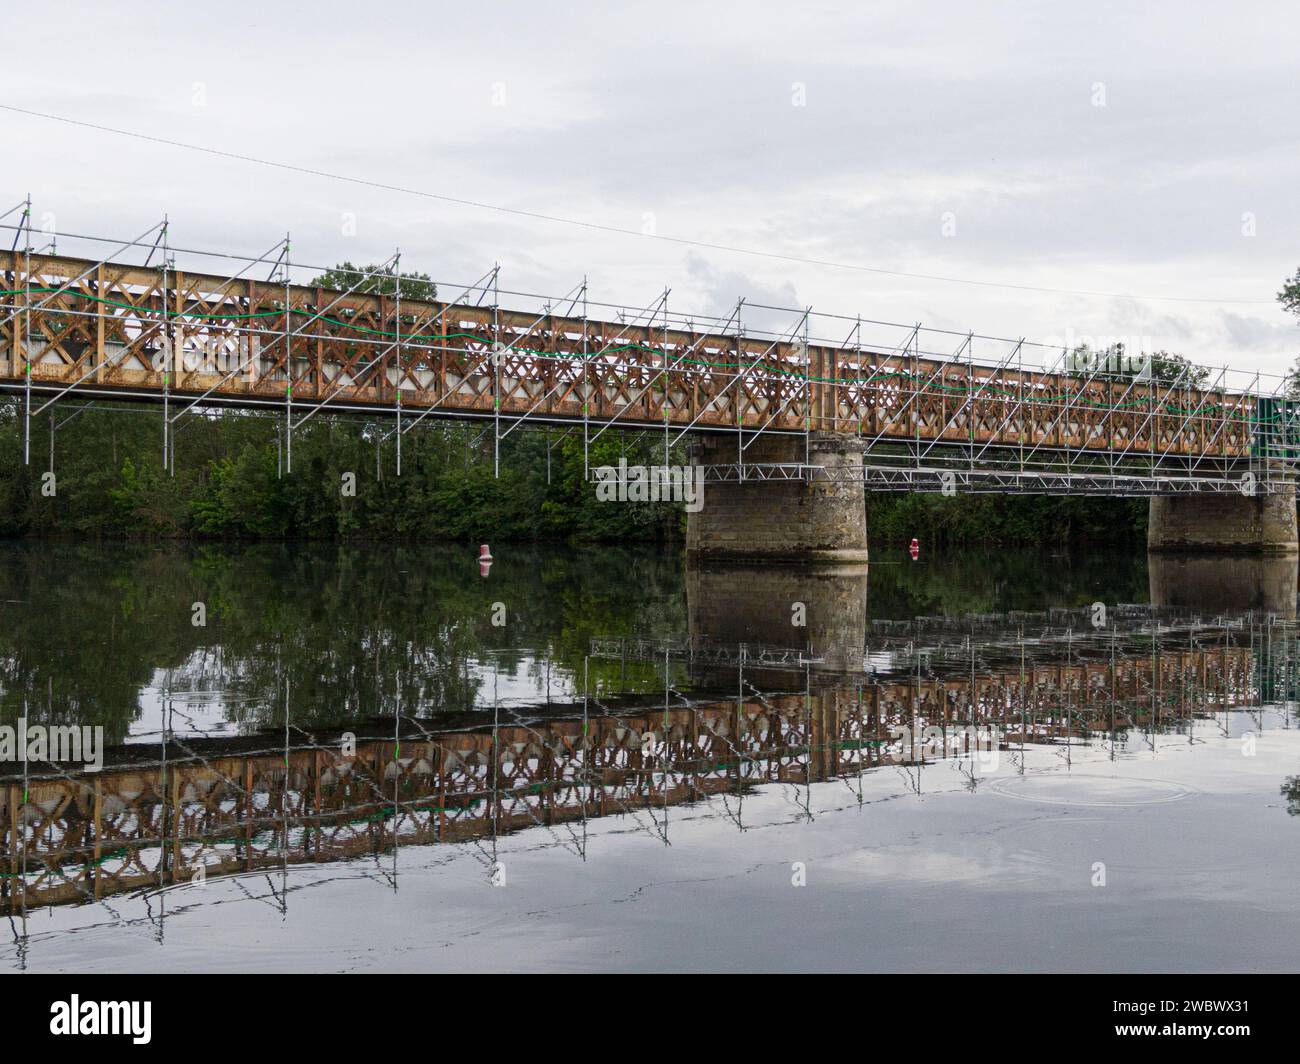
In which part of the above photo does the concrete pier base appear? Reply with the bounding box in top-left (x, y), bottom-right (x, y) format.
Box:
top-left (686, 433), bottom-right (868, 563)
top-left (1147, 491), bottom-right (1298, 554)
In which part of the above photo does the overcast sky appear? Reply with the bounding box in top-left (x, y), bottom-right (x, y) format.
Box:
top-left (4, 0), bottom-right (1298, 378)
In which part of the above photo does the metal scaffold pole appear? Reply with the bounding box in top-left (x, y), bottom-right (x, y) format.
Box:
top-left (394, 251), bottom-right (402, 477)
top-left (283, 233), bottom-right (292, 474)
top-left (21, 194), bottom-right (31, 466)
top-left (854, 314), bottom-right (862, 438)
top-left (736, 298), bottom-right (744, 477)
top-left (912, 321), bottom-right (921, 478)
top-left (803, 306), bottom-right (811, 468)
top-left (969, 331), bottom-right (975, 480)
top-left (663, 290), bottom-right (670, 471)
top-left (581, 276), bottom-right (589, 479)
top-left (492, 263), bottom-right (500, 479)
top-left (161, 215), bottom-right (170, 474)
top-left (1017, 336), bottom-right (1025, 478)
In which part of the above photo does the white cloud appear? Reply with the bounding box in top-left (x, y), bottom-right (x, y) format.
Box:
top-left (3, 0), bottom-right (1298, 375)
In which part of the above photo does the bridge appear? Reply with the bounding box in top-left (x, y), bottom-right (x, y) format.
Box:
top-left (0, 622), bottom-right (1267, 912)
top-left (3, 210), bottom-right (1298, 558)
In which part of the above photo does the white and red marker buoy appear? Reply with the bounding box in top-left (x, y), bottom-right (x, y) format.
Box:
top-left (908, 537), bottom-right (920, 561)
top-left (479, 543), bottom-right (493, 577)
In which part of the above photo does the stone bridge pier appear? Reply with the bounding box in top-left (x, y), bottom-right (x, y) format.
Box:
top-left (1147, 490), bottom-right (1298, 555)
top-left (686, 432), bottom-right (868, 564)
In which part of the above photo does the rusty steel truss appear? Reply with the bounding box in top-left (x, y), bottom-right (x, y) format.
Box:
top-left (0, 629), bottom-right (1268, 915)
top-left (2, 200), bottom-right (1298, 494)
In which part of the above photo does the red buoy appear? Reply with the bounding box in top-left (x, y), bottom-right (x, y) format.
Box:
top-left (909, 537), bottom-right (919, 561)
top-left (479, 543), bottom-right (493, 577)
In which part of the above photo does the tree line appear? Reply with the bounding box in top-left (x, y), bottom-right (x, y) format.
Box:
top-left (0, 401), bottom-right (1149, 546)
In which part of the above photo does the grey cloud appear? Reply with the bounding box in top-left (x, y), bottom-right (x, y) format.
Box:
top-left (3, 0), bottom-right (1298, 376)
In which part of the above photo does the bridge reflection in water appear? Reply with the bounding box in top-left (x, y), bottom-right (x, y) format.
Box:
top-left (1148, 553), bottom-right (1299, 616)
top-left (4, 599), bottom-right (1293, 915)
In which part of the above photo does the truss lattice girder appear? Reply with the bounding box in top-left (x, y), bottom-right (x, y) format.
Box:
top-left (685, 459), bottom-right (1292, 496)
top-left (591, 610), bottom-right (1269, 673)
top-left (0, 633), bottom-right (1258, 910)
top-left (2, 251), bottom-right (1286, 476)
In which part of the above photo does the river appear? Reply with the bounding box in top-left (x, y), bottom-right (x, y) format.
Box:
top-left (1, 541), bottom-right (1297, 972)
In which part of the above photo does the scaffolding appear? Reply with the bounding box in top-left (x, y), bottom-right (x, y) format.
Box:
top-left (3, 604), bottom-right (1291, 927)
top-left (2, 200), bottom-right (1298, 495)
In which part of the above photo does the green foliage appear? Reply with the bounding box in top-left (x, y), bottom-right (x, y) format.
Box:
top-left (1146, 350), bottom-right (1211, 388)
top-left (0, 401), bottom-right (686, 544)
top-left (0, 539), bottom-right (1151, 742)
top-left (0, 540), bottom-right (691, 741)
top-left (109, 454), bottom-right (195, 534)
top-left (0, 393), bottom-right (1143, 549)
top-left (1279, 267), bottom-right (1300, 396)
top-left (866, 492), bottom-right (1146, 548)
top-left (1069, 343), bottom-right (1210, 387)
top-left (309, 262), bottom-right (437, 303)
top-left (1283, 775), bottom-right (1300, 817)
top-left (1279, 267), bottom-right (1300, 319)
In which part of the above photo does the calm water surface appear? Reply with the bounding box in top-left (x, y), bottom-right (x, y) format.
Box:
top-left (1, 541), bottom-right (1298, 972)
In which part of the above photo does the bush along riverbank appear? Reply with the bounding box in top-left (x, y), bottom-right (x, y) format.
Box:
top-left (1, 401), bottom-right (1148, 546)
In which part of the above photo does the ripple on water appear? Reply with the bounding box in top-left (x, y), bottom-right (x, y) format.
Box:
top-left (989, 773), bottom-right (1198, 808)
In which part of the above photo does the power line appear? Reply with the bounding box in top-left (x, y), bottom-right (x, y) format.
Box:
top-left (0, 102), bottom-right (1278, 307)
